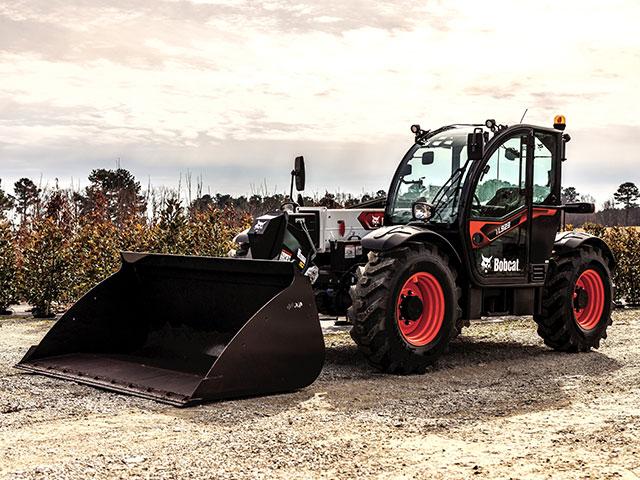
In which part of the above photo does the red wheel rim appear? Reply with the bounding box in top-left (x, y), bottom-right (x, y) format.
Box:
top-left (573, 268), bottom-right (605, 331)
top-left (396, 272), bottom-right (445, 346)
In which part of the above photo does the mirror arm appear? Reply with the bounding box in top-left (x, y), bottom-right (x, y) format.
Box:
top-left (289, 170), bottom-right (295, 201)
top-left (553, 202), bottom-right (595, 214)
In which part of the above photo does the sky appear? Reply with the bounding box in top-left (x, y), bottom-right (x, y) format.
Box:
top-left (1, 0), bottom-right (639, 205)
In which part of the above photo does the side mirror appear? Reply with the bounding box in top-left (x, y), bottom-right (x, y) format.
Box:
top-left (422, 151), bottom-right (434, 165)
top-left (504, 147), bottom-right (520, 161)
top-left (467, 128), bottom-right (484, 161)
top-left (412, 201), bottom-right (432, 221)
top-left (400, 163), bottom-right (413, 177)
top-left (562, 202), bottom-right (595, 214)
top-left (294, 156), bottom-right (305, 191)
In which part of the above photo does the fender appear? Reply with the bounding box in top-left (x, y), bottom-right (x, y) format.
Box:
top-left (361, 224), bottom-right (462, 265)
top-left (554, 231), bottom-right (616, 268)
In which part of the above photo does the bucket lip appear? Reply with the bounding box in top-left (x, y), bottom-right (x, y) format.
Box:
top-left (14, 362), bottom-right (197, 407)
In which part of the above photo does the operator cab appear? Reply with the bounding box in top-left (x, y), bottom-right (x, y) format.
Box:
top-left (381, 118), bottom-right (568, 290)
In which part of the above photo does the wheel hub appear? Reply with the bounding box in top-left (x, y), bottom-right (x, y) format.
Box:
top-left (399, 292), bottom-right (424, 323)
top-left (573, 287), bottom-right (589, 311)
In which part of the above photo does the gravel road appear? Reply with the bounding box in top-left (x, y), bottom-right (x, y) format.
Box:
top-left (1, 310), bottom-right (639, 479)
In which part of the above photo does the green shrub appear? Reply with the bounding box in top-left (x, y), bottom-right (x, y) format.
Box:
top-left (70, 219), bottom-right (121, 300)
top-left (0, 221), bottom-right (18, 313)
top-left (602, 227), bottom-right (640, 305)
top-left (20, 218), bottom-right (74, 317)
top-left (184, 207), bottom-right (251, 257)
top-left (119, 219), bottom-right (157, 253)
top-left (582, 222), bottom-right (607, 238)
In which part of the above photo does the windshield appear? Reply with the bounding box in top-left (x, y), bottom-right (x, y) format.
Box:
top-left (387, 127), bottom-right (476, 225)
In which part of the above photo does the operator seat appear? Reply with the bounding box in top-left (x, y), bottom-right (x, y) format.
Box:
top-left (485, 187), bottom-right (524, 216)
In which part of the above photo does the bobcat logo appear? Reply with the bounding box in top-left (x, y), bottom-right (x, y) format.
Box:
top-left (481, 254), bottom-right (493, 273)
top-left (287, 301), bottom-right (303, 310)
top-left (253, 220), bottom-right (267, 232)
top-left (480, 254), bottom-right (521, 273)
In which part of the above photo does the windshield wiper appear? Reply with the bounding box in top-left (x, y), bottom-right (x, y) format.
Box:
top-left (429, 161), bottom-right (469, 222)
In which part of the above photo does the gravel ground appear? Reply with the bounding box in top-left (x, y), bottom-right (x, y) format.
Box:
top-left (1, 309), bottom-right (639, 479)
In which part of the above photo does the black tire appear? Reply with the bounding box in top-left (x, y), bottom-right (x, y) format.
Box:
top-left (534, 245), bottom-right (613, 352)
top-left (452, 313), bottom-right (470, 340)
top-left (348, 243), bottom-right (462, 374)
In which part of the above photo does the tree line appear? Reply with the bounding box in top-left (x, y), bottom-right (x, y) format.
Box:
top-left (562, 182), bottom-right (640, 226)
top-left (0, 172), bottom-right (386, 224)
top-left (0, 169), bottom-right (385, 317)
top-left (0, 170), bottom-right (638, 317)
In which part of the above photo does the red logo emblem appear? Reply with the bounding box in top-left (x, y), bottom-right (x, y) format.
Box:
top-left (358, 211), bottom-right (384, 230)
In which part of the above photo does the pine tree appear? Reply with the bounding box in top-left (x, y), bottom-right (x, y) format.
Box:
top-left (13, 178), bottom-right (41, 224)
top-left (614, 182), bottom-right (640, 225)
top-left (0, 180), bottom-right (15, 218)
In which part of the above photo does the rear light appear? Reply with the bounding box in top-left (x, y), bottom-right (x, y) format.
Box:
top-left (358, 211), bottom-right (384, 230)
top-left (338, 220), bottom-right (346, 237)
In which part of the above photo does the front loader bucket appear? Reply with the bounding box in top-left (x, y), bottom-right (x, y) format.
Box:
top-left (16, 253), bottom-right (324, 406)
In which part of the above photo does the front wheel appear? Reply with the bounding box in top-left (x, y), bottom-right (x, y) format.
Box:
top-left (348, 243), bottom-right (462, 374)
top-left (534, 245), bottom-right (614, 351)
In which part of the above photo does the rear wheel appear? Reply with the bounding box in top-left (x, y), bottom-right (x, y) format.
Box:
top-left (534, 245), bottom-right (613, 351)
top-left (348, 243), bottom-right (462, 373)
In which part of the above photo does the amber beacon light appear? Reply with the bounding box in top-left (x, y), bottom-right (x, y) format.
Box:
top-left (553, 115), bottom-right (566, 131)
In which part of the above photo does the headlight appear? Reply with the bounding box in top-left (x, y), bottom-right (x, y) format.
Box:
top-left (412, 202), bottom-right (432, 221)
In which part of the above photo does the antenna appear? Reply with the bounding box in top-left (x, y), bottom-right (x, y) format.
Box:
top-left (519, 108), bottom-right (528, 124)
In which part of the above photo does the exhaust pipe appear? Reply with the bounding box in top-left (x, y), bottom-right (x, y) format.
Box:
top-left (16, 252), bottom-right (325, 406)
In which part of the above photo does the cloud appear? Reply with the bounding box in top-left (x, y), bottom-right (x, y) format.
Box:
top-left (563, 125), bottom-right (640, 202)
top-left (0, 0), bottom-right (639, 205)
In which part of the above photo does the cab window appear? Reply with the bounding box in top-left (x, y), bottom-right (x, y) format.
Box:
top-left (533, 132), bottom-right (556, 204)
top-left (472, 134), bottom-right (527, 219)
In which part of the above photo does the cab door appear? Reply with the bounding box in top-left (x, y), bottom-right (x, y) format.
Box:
top-left (466, 128), bottom-right (562, 286)
top-left (467, 130), bottom-right (531, 285)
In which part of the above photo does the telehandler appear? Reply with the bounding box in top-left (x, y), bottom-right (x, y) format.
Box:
top-left (348, 116), bottom-right (614, 372)
top-left (17, 116), bottom-right (614, 404)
